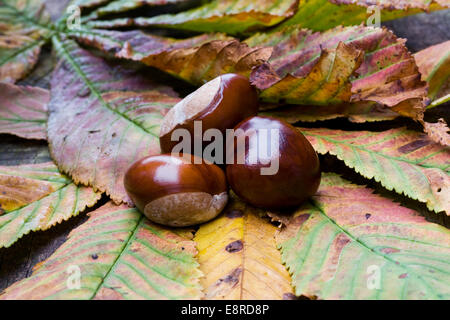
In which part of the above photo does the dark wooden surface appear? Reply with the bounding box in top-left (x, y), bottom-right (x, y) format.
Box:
top-left (0, 2), bottom-right (449, 293)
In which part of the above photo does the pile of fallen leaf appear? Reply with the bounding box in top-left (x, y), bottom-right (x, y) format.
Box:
top-left (0, 0), bottom-right (449, 300)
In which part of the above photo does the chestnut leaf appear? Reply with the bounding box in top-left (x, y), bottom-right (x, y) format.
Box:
top-left (82, 0), bottom-right (450, 35)
top-left (0, 83), bottom-right (49, 140)
top-left (260, 40), bottom-right (450, 125)
top-left (280, 0), bottom-right (450, 31)
top-left (85, 0), bottom-right (299, 35)
top-left (300, 127), bottom-right (450, 214)
top-left (47, 37), bottom-right (180, 205)
top-left (0, 162), bottom-right (101, 248)
top-left (68, 28), bottom-right (231, 62)
top-left (247, 25), bottom-right (428, 120)
top-left (277, 173), bottom-right (450, 299)
top-left (69, 28), bottom-right (271, 86)
top-left (0, 202), bottom-right (203, 299)
top-left (0, 0), bottom-right (52, 83)
top-left (195, 194), bottom-right (294, 299)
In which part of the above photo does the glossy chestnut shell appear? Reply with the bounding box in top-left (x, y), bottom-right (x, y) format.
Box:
top-left (124, 154), bottom-right (228, 226)
top-left (226, 116), bottom-right (321, 209)
top-left (159, 73), bottom-right (259, 157)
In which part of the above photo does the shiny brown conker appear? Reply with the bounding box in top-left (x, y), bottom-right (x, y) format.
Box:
top-left (124, 154), bottom-right (228, 227)
top-left (159, 73), bottom-right (259, 157)
top-left (226, 116), bottom-right (321, 209)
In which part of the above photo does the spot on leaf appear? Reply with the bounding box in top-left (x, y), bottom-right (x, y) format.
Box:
top-left (225, 240), bottom-right (243, 253)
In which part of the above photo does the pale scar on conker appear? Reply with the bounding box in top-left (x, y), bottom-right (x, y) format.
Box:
top-left (159, 73), bottom-right (259, 157)
top-left (124, 154), bottom-right (228, 227)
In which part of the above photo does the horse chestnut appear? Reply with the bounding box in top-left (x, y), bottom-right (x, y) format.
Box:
top-left (124, 154), bottom-right (228, 227)
top-left (159, 73), bottom-right (259, 156)
top-left (226, 116), bottom-right (321, 209)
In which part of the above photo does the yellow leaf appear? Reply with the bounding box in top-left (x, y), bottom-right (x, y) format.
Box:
top-left (195, 195), bottom-right (294, 300)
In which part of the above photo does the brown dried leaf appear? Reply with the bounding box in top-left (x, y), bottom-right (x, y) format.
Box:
top-left (70, 28), bottom-right (271, 86)
top-left (423, 118), bottom-right (450, 147)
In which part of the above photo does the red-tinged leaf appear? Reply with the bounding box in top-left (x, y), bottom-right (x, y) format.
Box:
top-left (0, 202), bottom-right (203, 299)
top-left (299, 127), bottom-right (450, 214)
top-left (0, 0), bottom-right (52, 83)
top-left (251, 41), bottom-right (364, 104)
top-left (85, 0), bottom-right (299, 35)
top-left (47, 36), bottom-right (180, 204)
top-left (248, 26), bottom-right (428, 120)
top-left (280, 0), bottom-right (449, 31)
top-left (261, 101), bottom-right (399, 123)
top-left (414, 40), bottom-right (450, 106)
top-left (277, 173), bottom-right (450, 299)
top-left (69, 28), bottom-right (270, 86)
top-left (0, 83), bottom-right (48, 140)
top-left (0, 162), bottom-right (101, 248)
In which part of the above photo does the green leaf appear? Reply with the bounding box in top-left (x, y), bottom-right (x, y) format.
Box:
top-left (0, 0), bottom-right (53, 83)
top-left (277, 173), bottom-right (450, 299)
top-left (280, 0), bottom-right (449, 31)
top-left (248, 25), bottom-right (428, 120)
top-left (0, 202), bottom-right (203, 299)
top-left (47, 36), bottom-right (180, 204)
top-left (300, 127), bottom-right (450, 214)
top-left (0, 162), bottom-right (101, 248)
top-left (0, 83), bottom-right (49, 140)
top-left (86, 0), bottom-right (299, 35)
